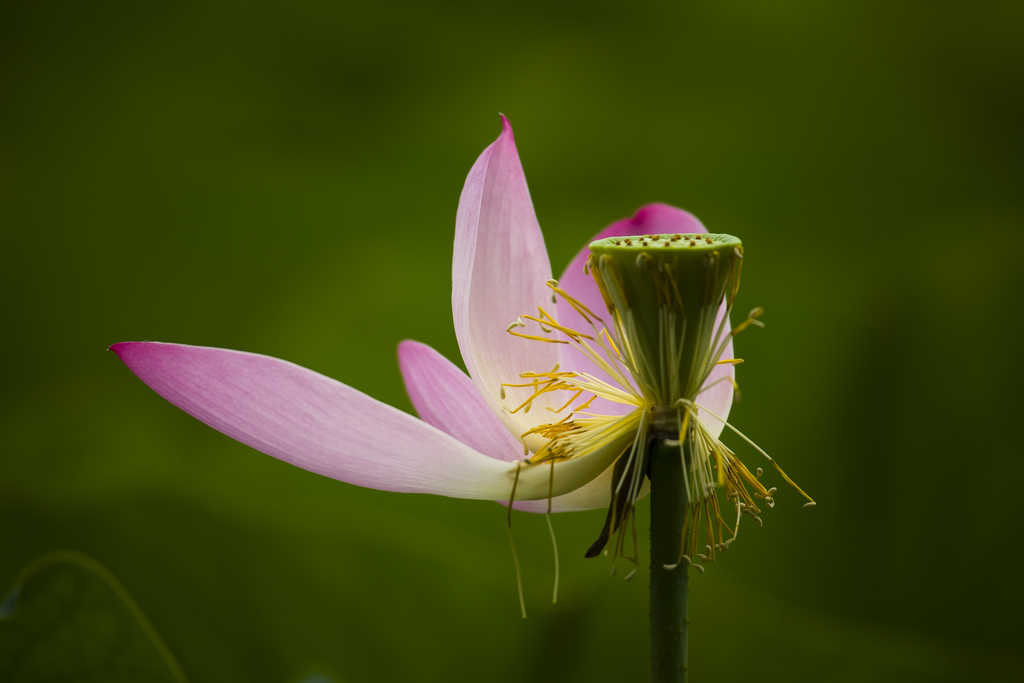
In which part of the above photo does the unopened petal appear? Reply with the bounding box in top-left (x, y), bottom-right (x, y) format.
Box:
top-left (111, 341), bottom-right (588, 500)
top-left (452, 115), bottom-right (563, 438)
top-left (397, 339), bottom-right (523, 462)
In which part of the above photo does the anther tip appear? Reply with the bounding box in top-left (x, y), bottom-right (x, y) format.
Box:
top-left (803, 501), bottom-right (817, 509)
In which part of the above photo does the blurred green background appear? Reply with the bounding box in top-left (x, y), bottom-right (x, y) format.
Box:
top-left (2, 0), bottom-right (1022, 681)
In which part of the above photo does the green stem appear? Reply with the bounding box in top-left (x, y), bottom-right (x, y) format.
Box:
top-left (649, 437), bottom-right (689, 683)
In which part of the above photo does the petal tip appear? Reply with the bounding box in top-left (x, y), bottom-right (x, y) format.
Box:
top-left (396, 339), bottom-right (425, 362)
top-left (109, 341), bottom-right (134, 358)
top-left (110, 341), bottom-right (173, 368)
top-left (498, 112), bottom-right (513, 137)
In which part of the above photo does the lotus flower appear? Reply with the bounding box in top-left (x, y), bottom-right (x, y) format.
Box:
top-left (111, 116), bottom-right (744, 525)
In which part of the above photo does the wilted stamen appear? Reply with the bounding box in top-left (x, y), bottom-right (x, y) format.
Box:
top-left (499, 230), bottom-right (811, 587)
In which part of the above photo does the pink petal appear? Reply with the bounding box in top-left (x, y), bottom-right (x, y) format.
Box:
top-left (111, 341), bottom-right (619, 501)
top-left (697, 314), bottom-right (735, 438)
top-left (397, 340), bottom-right (523, 463)
top-left (452, 115), bottom-right (563, 438)
top-left (556, 204), bottom-right (711, 415)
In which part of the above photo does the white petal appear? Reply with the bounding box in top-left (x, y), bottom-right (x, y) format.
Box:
top-left (452, 115), bottom-right (564, 440)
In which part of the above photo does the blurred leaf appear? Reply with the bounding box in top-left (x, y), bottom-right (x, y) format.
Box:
top-left (0, 550), bottom-right (187, 683)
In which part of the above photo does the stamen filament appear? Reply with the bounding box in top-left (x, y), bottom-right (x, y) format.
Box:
top-left (506, 462), bottom-right (527, 619)
top-left (695, 402), bottom-right (815, 504)
top-left (507, 330), bottom-right (569, 344)
top-left (546, 461), bottom-right (560, 604)
top-left (527, 311), bottom-right (595, 340)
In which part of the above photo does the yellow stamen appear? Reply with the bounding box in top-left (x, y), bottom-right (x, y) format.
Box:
top-left (546, 283), bottom-right (603, 324)
top-left (554, 389), bottom-right (584, 413)
top-left (601, 328), bottom-right (622, 359)
top-left (574, 395), bottom-right (596, 411)
top-left (679, 407), bottom-right (692, 443)
top-left (507, 330), bottom-right (568, 344)
top-left (525, 313), bottom-right (595, 341)
top-left (695, 402), bottom-right (815, 505)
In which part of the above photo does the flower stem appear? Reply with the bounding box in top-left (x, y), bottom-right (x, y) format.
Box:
top-left (649, 436), bottom-right (689, 683)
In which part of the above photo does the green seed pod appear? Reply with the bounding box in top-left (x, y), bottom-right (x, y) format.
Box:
top-left (587, 233), bottom-right (743, 407)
